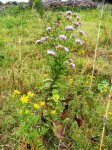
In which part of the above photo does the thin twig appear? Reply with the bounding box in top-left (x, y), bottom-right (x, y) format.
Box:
top-left (99, 77), bottom-right (112, 150)
top-left (89, 1), bottom-right (105, 92)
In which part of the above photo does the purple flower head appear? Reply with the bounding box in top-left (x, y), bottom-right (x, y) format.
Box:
top-left (69, 59), bottom-right (73, 63)
top-left (47, 50), bottom-right (56, 57)
top-left (36, 40), bottom-right (42, 44)
top-left (76, 16), bottom-right (81, 21)
top-left (66, 11), bottom-right (72, 15)
top-left (64, 47), bottom-right (69, 52)
top-left (70, 63), bottom-right (75, 69)
top-left (66, 16), bottom-right (71, 21)
top-left (65, 26), bottom-right (74, 31)
top-left (56, 45), bottom-right (64, 49)
top-left (75, 39), bottom-right (82, 45)
top-left (74, 13), bottom-right (78, 17)
top-left (41, 37), bottom-right (46, 42)
top-left (74, 22), bottom-right (80, 27)
top-left (79, 30), bottom-right (85, 36)
top-left (59, 35), bottom-right (67, 40)
top-left (70, 34), bottom-right (76, 39)
top-left (46, 27), bottom-right (52, 31)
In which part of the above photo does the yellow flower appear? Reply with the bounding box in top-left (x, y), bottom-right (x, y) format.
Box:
top-left (40, 101), bottom-right (45, 106)
top-left (90, 75), bottom-right (95, 79)
top-left (27, 91), bottom-right (34, 97)
top-left (20, 95), bottom-right (29, 103)
top-left (103, 84), bottom-right (107, 89)
top-left (12, 94), bottom-right (15, 98)
top-left (14, 90), bottom-right (21, 95)
top-left (19, 110), bottom-right (22, 114)
top-left (85, 81), bottom-right (89, 84)
top-left (25, 110), bottom-right (30, 114)
top-left (79, 50), bottom-right (85, 55)
top-left (51, 110), bottom-right (56, 114)
top-left (44, 74), bottom-right (48, 77)
top-left (69, 78), bottom-right (73, 84)
top-left (34, 103), bottom-right (39, 109)
top-left (109, 112), bottom-right (112, 116)
top-left (100, 90), bottom-right (104, 94)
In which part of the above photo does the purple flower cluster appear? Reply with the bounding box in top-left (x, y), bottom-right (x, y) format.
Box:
top-left (47, 50), bottom-right (56, 57)
top-left (56, 45), bottom-right (69, 52)
top-left (75, 39), bottom-right (82, 45)
top-left (74, 13), bottom-right (78, 17)
top-left (56, 45), bottom-right (64, 49)
top-left (79, 30), bottom-right (85, 36)
top-left (68, 59), bottom-right (75, 69)
top-left (46, 27), bottom-right (52, 31)
top-left (66, 11), bottom-right (72, 15)
top-left (59, 35), bottom-right (67, 40)
top-left (36, 36), bottom-right (49, 44)
top-left (65, 26), bottom-right (74, 31)
top-left (64, 47), bottom-right (69, 52)
top-left (70, 34), bottom-right (76, 39)
top-left (66, 16), bottom-right (71, 21)
top-left (74, 22), bottom-right (80, 27)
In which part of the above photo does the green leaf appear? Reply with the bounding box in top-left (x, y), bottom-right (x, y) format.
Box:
top-left (85, 96), bottom-right (95, 109)
top-left (53, 94), bottom-right (60, 103)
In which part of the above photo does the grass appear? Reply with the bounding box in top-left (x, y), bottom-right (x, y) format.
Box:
top-left (0, 4), bottom-right (112, 150)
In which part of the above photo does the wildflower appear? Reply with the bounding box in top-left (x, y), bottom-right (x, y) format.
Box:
top-left (47, 50), bottom-right (56, 57)
top-left (25, 110), bottom-right (30, 114)
top-left (14, 90), bottom-right (21, 95)
top-left (46, 27), bottom-right (52, 31)
top-left (69, 78), bottom-right (73, 84)
top-left (76, 16), bottom-right (81, 21)
top-left (70, 34), bottom-right (76, 39)
top-left (70, 63), bottom-right (75, 69)
top-left (64, 47), bottom-right (69, 52)
top-left (41, 37), bottom-right (46, 42)
top-left (103, 84), bottom-right (108, 89)
top-left (27, 91), bottom-right (34, 97)
top-left (66, 16), bottom-right (71, 21)
top-left (80, 50), bottom-right (85, 55)
top-left (56, 45), bottom-right (64, 49)
top-left (41, 36), bottom-right (49, 42)
top-left (19, 110), bottom-right (22, 114)
top-left (59, 35), bottom-right (66, 40)
top-left (79, 30), bottom-right (85, 36)
top-left (65, 26), bottom-right (74, 31)
top-left (69, 59), bottom-right (73, 63)
top-left (75, 39), bottom-right (82, 45)
top-left (36, 40), bottom-right (42, 44)
top-left (66, 11), bottom-right (72, 15)
top-left (44, 74), bottom-right (48, 77)
top-left (109, 112), bottom-right (112, 116)
top-left (74, 13), bottom-right (78, 17)
top-left (51, 110), bottom-right (56, 114)
top-left (74, 22), bottom-right (80, 27)
top-left (40, 101), bottom-right (45, 106)
top-left (20, 95), bottom-right (29, 103)
top-left (34, 103), bottom-right (39, 109)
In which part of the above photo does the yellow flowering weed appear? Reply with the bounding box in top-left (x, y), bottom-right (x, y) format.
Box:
top-left (40, 101), bottom-right (45, 106)
top-left (20, 95), bottom-right (29, 103)
top-left (34, 103), bottom-right (39, 109)
top-left (14, 90), bottom-right (21, 95)
top-left (51, 110), bottom-right (56, 114)
top-left (27, 91), bottom-right (34, 97)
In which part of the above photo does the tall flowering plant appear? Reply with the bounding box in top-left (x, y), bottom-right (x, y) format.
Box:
top-left (14, 10), bottom-right (86, 149)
